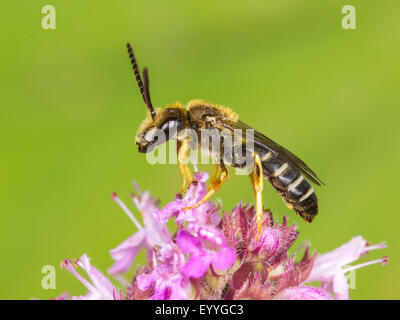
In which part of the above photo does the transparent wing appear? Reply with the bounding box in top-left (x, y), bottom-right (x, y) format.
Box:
top-left (219, 119), bottom-right (324, 186)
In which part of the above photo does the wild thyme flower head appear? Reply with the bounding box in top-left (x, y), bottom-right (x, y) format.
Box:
top-left (57, 172), bottom-right (388, 300)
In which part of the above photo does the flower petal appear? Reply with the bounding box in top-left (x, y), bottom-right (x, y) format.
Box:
top-left (274, 286), bottom-right (332, 300)
top-left (305, 236), bottom-right (387, 300)
top-left (212, 246), bottom-right (236, 271)
top-left (156, 200), bottom-right (183, 224)
top-left (332, 273), bottom-right (349, 300)
top-left (108, 229), bottom-right (147, 275)
top-left (136, 272), bottom-right (155, 291)
top-left (142, 211), bottom-right (170, 247)
top-left (182, 254), bottom-right (211, 278)
top-left (176, 230), bottom-right (202, 254)
top-left (310, 236), bottom-right (367, 275)
top-left (78, 254), bottom-right (115, 300)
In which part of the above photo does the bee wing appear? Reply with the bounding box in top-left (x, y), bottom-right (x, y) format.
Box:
top-left (220, 119), bottom-right (324, 186)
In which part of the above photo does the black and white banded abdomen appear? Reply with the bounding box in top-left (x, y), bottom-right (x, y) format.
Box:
top-left (259, 150), bottom-right (318, 223)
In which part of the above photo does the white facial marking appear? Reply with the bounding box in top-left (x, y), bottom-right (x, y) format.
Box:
top-left (160, 121), bottom-right (169, 131)
top-left (145, 128), bottom-right (157, 142)
top-left (169, 120), bottom-right (176, 129)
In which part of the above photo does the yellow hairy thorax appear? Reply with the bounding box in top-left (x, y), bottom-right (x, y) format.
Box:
top-left (186, 99), bottom-right (239, 122)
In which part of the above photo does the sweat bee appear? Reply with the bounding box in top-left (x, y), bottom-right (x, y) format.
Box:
top-left (127, 43), bottom-right (323, 239)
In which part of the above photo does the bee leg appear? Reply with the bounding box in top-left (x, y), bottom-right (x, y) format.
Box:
top-left (186, 166), bottom-right (193, 188)
top-left (177, 140), bottom-right (186, 192)
top-left (178, 139), bottom-right (192, 192)
top-left (183, 162), bottom-right (229, 211)
top-left (208, 164), bottom-right (220, 191)
top-left (250, 152), bottom-right (264, 241)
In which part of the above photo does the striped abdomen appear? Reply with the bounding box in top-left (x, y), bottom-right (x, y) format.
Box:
top-left (260, 151), bottom-right (318, 223)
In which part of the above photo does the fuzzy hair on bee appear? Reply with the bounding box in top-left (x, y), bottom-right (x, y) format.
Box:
top-left (126, 43), bottom-right (323, 238)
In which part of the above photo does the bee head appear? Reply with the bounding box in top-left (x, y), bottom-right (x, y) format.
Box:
top-left (135, 104), bottom-right (186, 153)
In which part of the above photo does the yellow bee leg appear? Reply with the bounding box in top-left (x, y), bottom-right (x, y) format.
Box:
top-left (185, 165), bottom-right (192, 189)
top-left (183, 166), bottom-right (228, 211)
top-left (208, 164), bottom-right (220, 191)
top-left (178, 140), bottom-right (192, 192)
top-left (177, 141), bottom-right (186, 192)
top-left (250, 152), bottom-right (264, 241)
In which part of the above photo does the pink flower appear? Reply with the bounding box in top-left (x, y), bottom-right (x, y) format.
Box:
top-left (108, 185), bottom-right (171, 276)
top-left (305, 236), bottom-right (388, 299)
top-left (177, 229), bottom-right (236, 279)
top-left (54, 171), bottom-right (388, 300)
top-left (61, 254), bottom-right (121, 300)
top-left (136, 244), bottom-right (193, 299)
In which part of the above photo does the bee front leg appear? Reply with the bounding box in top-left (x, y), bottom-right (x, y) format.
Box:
top-left (183, 161), bottom-right (229, 211)
top-left (250, 152), bottom-right (264, 241)
top-left (177, 139), bottom-right (192, 192)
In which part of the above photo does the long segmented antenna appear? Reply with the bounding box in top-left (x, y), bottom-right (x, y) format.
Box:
top-left (126, 43), bottom-right (156, 119)
top-left (142, 67), bottom-right (153, 114)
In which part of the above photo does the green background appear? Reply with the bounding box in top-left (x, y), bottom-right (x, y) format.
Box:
top-left (1, 1), bottom-right (399, 299)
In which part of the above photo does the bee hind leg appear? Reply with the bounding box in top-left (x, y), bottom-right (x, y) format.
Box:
top-left (178, 139), bottom-right (192, 192)
top-left (183, 162), bottom-right (229, 211)
top-left (250, 152), bottom-right (264, 241)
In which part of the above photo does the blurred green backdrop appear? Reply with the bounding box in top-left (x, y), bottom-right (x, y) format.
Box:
top-left (0, 0), bottom-right (399, 299)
